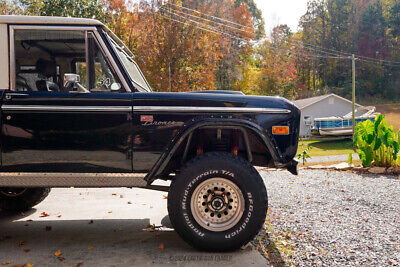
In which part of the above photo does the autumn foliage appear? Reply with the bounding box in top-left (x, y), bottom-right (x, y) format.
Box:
top-left (2, 0), bottom-right (400, 101)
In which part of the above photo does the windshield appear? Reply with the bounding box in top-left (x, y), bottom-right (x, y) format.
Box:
top-left (105, 32), bottom-right (152, 92)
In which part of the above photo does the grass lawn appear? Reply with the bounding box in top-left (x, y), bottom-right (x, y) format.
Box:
top-left (297, 138), bottom-right (355, 157)
top-left (295, 102), bottom-right (400, 158)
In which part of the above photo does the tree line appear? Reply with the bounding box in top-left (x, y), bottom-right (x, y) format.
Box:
top-left (1, 0), bottom-right (399, 102)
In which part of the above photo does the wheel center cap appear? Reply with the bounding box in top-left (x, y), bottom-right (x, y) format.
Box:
top-left (211, 196), bottom-right (224, 211)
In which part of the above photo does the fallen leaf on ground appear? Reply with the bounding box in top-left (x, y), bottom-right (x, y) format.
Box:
top-left (40, 212), bottom-right (49, 217)
top-left (346, 197), bottom-right (351, 201)
top-left (306, 196), bottom-right (311, 199)
top-left (57, 256), bottom-right (65, 261)
top-left (76, 263), bottom-right (83, 267)
top-left (127, 201), bottom-right (132, 204)
top-left (108, 211), bottom-right (112, 214)
top-left (13, 264), bottom-right (24, 267)
top-left (158, 243), bottom-right (164, 250)
top-left (162, 195), bottom-right (168, 199)
top-left (27, 264), bottom-right (34, 267)
top-left (23, 249), bottom-right (30, 253)
top-left (18, 240), bottom-right (26, 247)
top-left (45, 226), bottom-right (52, 231)
top-left (54, 250), bottom-right (62, 257)
top-left (293, 195), bottom-right (297, 198)
top-left (1, 261), bottom-right (11, 266)
top-left (87, 246), bottom-right (94, 250)
top-left (290, 182), bottom-right (294, 184)
top-left (142, 224), bottom-right (163, 232)
top-left (57, 215), bottom-right (61, 218)
top-left (111, 193), bottom-right (117, 196)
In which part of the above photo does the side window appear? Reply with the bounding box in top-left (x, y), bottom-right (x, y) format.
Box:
top-left (13, 29), bottom-right (86, 92)
top-left (13, 29), bottom-right (122, 93)
top-left (87, 32), bottom-right (121, 92)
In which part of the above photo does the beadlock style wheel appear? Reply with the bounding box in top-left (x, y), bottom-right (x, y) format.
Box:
top-left (190, 177), bottom-right (245, 232)
top-left (168, 152), bottom-right (268, 251)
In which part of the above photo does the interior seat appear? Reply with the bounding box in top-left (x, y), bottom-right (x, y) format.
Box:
top-left (35, 59), bottom-right (60, 92)
top-left (15, 61), bottom-right (31, 91)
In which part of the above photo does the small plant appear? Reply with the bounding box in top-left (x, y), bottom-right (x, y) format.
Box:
top-left (297, 147), bottom-right (312, 165)
top-left (348, 153), bottom-right (353, 165)
top-left (353, 114), bottom-right (400, 167)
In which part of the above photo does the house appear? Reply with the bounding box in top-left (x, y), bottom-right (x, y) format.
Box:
top-left (293, 93), bottom-right (364, 137)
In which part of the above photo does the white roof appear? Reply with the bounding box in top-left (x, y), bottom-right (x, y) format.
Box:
top-left (293, 93), bottom-right (362, 109)
top-left (0, 15), bottom-right (103, 26)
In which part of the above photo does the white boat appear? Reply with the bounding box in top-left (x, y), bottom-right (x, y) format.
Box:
top-left (311, 106), bottom-right (378, 136)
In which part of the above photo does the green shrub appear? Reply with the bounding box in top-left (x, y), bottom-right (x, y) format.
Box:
top-left (353, 114), bottom-right (400, 167)
top-left (297, 147), bottom-right (312, 165)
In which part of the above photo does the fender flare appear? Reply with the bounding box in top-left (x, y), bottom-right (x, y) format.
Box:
top-left (146, 118), bottom-right (283, 183)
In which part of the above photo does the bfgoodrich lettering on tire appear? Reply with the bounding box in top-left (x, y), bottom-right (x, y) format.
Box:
top-left (168, 152), bottom-right (268, 251)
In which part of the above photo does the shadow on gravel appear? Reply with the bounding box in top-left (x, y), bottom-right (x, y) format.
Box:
top-left (263, 234), bottom-right (285, 267)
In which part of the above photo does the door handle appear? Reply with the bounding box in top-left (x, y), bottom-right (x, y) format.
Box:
top-left (5, 93), bottom-right (29, 100)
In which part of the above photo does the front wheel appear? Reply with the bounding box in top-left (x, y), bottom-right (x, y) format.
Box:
top-left (168, 152), bottom-right (268, 251)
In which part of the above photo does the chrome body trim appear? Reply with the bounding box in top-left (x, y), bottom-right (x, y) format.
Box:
top-left (2, 105), bottom-right (132, 112)
top-left (133, 106), bottom-right (291, 114)
top-left (2, 105), bottom-right (290, 114)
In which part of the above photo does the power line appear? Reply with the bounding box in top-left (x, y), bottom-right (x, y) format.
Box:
top-left (160, 6), bottom-right (253, 35)
top-left (292, 39), bottom-right (400, 66)
top-left (158, 13), bottom-right (248, 43)
top-left (165, 2), bottom-right (254, 30)
top-left (165, 2), bottom-right (400, 66)
top-left (159, 7), bottom-right (400, 67)
top-left (160, 13), bottom-right (354, 61)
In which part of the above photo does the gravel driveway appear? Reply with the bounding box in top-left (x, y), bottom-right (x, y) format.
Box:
top-left (256, 169), bottom-right (400, 266)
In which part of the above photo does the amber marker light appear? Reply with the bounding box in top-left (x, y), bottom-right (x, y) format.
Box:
top-left (272, 126), bottom-right (289, 135)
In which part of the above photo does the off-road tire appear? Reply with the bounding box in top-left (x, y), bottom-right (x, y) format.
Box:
top-left (0, 188), bottom-right (51, 211)
top-left (168, 152), bottom-right (268, 251)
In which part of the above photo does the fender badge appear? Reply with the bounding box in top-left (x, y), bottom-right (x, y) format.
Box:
top-left (140, 115), bottom-right (153, 122)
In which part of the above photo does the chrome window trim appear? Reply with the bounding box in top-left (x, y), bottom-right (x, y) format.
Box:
top-left (104, 32), bottom-right (152, 92)
top-left (9, 25), bottom-right (131, 92)
top-left (133, 106), bottom-right (291, 114)
top-left (2, 105), bottom-right (132, 112)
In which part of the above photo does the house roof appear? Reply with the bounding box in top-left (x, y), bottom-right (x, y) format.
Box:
top-left (293, 93), bottom-right (362, 109)
top-left (0, 15), bottom-right (103, 26)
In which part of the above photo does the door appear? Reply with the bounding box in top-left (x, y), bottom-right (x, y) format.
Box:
top-left (1, 26), bottom-right (133, 172)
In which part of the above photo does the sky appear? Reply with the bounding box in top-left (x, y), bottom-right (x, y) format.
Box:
top-left (254, 0), bottom-right (309, 34)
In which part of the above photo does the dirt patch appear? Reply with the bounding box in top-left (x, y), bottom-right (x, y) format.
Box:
top-left (375, 103), bottom-right (400, 131)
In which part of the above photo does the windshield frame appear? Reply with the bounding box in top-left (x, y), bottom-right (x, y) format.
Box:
top-left (102, 27), bottom-right (152, 92)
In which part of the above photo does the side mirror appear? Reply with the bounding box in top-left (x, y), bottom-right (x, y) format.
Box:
top-left (110, 83), bottom-right (122, 91)
top-left (63, 73), bottom-right (90, 94)
top-left (63, 73), bottom-right (80, 88)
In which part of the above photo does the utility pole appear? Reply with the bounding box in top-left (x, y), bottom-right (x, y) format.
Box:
top-left (352, 54), bottom-right (356, 141)
top-left (168, 62), bottom-right (172, 92)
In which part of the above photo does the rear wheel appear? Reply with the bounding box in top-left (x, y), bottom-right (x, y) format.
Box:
top-left (0, 187), bottom-right (51, 212)
top-left (168, 152), bottom-right (268, 251)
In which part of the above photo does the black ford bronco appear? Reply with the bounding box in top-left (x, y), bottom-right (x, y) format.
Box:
top-left (0, 15), bottom-right (300, 251)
